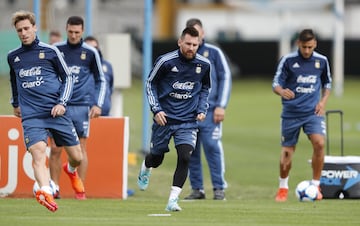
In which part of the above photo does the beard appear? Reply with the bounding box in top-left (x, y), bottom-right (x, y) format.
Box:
top-left (183, 51), bottom-right (196, 60)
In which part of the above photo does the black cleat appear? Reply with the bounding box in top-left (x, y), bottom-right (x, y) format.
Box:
top-left (184, 189), bottom-right (206, 200)
top-left (213, 189), bottom-right (226, 200)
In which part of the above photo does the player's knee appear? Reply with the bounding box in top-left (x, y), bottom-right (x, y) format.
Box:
top-left (145, 153), bottom-right (164, 168)
top-left (65, 145), bottom-right (82, 163)
top-left (313, 140), bottom-right (325, 151)
top-left (50, 146), bottom-right (62, 156)
top-left (176, 144), bottom-right (193, 163)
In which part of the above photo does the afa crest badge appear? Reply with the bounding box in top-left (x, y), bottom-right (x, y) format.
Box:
top-left (315, 60), bottom-right (320, 69)
top-left (203, 50), bottom-right (209, 58)
top-left (81, 51), bottom-right (86, 60)
top-left (196, 66), bottom-right (201, 74)
top-left (39, 51), bottom-right (45, 59)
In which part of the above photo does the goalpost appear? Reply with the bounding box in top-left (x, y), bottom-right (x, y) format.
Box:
top-left (333, 0), bottom-right (345, 97)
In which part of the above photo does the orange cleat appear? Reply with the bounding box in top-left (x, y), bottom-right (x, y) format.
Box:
top-left (36, 190), bottom-right (58, 212)
top-left (316, 186), bottom-right (323, 200)
top-left (275, 188), bottom-right (288, 202)
top-left (63, 163), bottom-right (86, 200)
top-left (75, 192), bottom-right (87, 200)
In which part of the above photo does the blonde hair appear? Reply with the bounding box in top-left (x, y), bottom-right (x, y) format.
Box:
top-left (12, 10), bottom-right (36, 27)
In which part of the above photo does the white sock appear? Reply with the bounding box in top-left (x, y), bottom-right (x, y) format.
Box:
top-left (67, 162), bottom-right (76, 173)
top-left (279, 176), bottom-right (289, 189)
top-left (141, 160), bottom-right (151, 172)
top-left (40, 185), bottom-right (53, 195)
top-left (311, 179), bottom-right (320, 187)
top-left (169, 186), bottom-right (182, 201)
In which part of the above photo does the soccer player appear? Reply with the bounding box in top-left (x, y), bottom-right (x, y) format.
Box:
top-left (184, 18), bottom-right (232, 200)
top-left (49, 30), bottom-right (62, 45)
top-left (49, 16), bottom-right (106, 199)
top-left (272, 29), bottom-right (332, 202)
top-left (137, 26), bottom-right (211, 211)
top-left (7, 10), bottom-right (84, 212)
top-left (84, 35), bottom-right (114, 116)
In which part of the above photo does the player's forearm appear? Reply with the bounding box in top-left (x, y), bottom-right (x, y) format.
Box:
top-left (273, 86), bottom-right (283, 96)
top-left (320, 89), bottom-right (331, 105)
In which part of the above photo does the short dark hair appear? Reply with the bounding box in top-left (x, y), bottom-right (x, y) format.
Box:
top-left (181, 26), bottom-right (199, 39)
top-left (66, 16), bottom-right (84, 27)
top-left (84, 35), bottom-right (98, 43)
top-left (49, 30), bottom-right (61, 37)
top-left (84, 35), bottom-right (99, 48)
top-left (298, 29), bottom-right (316, 42)
top-left (186, 18), bottom-right (202, 28)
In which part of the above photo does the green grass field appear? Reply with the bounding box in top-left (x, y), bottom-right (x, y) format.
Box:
top-left (1, 76), bottom-right (360, 225)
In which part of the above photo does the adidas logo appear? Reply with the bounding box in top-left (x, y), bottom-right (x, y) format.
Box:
top-left (292, 62), bottom-right (300, 68)
top-left (171, 66), bottom-right (179, 72)
top-left (14, 56), bottom-right (20, 62)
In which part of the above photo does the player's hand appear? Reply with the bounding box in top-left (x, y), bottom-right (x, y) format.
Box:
top-left (51, 104), bottom-right (66, 118)
top-left (90, 105), bottom-right (102, 118)
top-left (213, 107), bottom-right (225, 123)
top-left (315, 102), bottom-right (325, 116)
top-left (13, 107), bottom-right (21, 118)
top-left (280, 88), bottom-right (295, 100)
top-left (196, 113), bottom-right (206, 122)
top-left (154, 111), bottom-right (167, 126)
